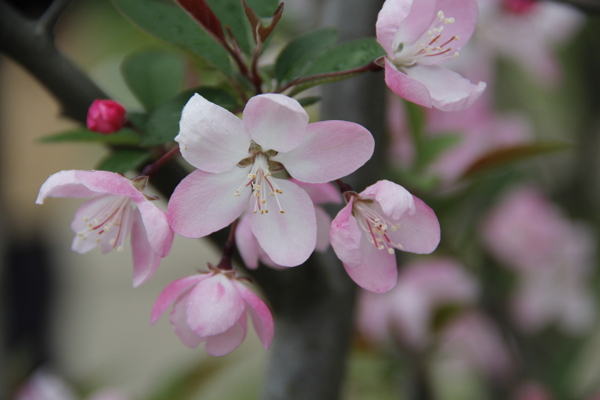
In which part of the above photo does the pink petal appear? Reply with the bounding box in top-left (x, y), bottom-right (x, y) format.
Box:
top-left (242, 94), bottom-right (309, 153)
top-left (360, 180), bottom-right (415, 221)
top-left (36, 170), bottom-right (101, 204)
top-left (130, 210), bottom-right (161, 287)
top-left (434, 0), bottom-right (479, 51)
top-left (344, 233), bottom-right (399, 293)
top-left (404, 64), bottom-right (486, 111)
top-left (151, 274), bottom-right (210, 325)
top-left (233, 280), bottom-right (274, 349)
top-left (388, 196), bottom-right (440, 254)
top-left (168, 167), bottom-right (251, 238)
top-left (235, 213), bottom-right (260, 269)
top-left (176, 93), bottom-right (250, 173)
top-left (249, 179), bottom-right (316, 267)
top-left (274, 120), bottom-right (374, 183)
top-left (205, 314), bottom-right (247, 356)
top-left (290, 180), bottom-right (341, 204)
top-left (330, 199), bottom-right (363, 268)
top-left (135, 198), bottom-right (174, 257)
top-left (394, 0), bottom-right (438, 46)
top-left (385, 60), bottom-right (433, 108)
top-left (315, 206), bottom-right (332, 252)
top-left (169, 290), bottom-right (203, 348)
top-left (186, 274), bottom-right (246, 337)
top-left (376, 0), bottom-right (413, 55)
top-left (73, 170), bottom-right (145, 200)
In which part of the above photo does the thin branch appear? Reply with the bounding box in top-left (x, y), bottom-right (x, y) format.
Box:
top-left (36, 0), bottom-right (72, 35)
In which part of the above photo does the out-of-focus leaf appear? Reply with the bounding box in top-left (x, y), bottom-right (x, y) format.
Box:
top-left (176, 0), bottom-right (226, 43)
top-left (297, 96), bottom-right (321, 107)
top-left (111, 0), bottom-right (231, 75)
top-left (275, 28), bottom-right (338, 83)
top-left (303, 37), bottom-right (385, 76)
top-left (121, 49), bottom-right (185, 112)
top-left (142, 87), bottom-right (238, 146)
top-left (461, 142), bottom-right (574, 179)
top-left (127, 112), bottom-right (148, 130)
top-left (421, 133), bottom-right (463, 166)
top-left (38, 128), bottom-right (140, 145)
top-left (245, 0), bottom-right (280, 18)
top-left (206, 0), bottom-right (252, 54)
top-left (97, 149), bottom-right (152, 173)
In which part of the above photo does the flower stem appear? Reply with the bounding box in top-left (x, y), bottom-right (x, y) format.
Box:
top-left (140, 145), bottom-right (180, 178)
top-left (335, 179), bottom-right (354, 194)
top-left (216, 219), bottom-right (239, 271)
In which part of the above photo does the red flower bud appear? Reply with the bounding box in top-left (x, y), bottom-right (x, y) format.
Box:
top-left (86, 99), bottom-right (126, 134)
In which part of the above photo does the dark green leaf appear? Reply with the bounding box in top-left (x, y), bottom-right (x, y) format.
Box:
top-left (206, 0), bottom-right (252, 54)
top-left (303, 37), bottom-right (385, 76)
top-left (121, 49), bottom-right (185, 112)
top-left (127, 112), bottom-right (148, 130)
top-left (461, 142), bottom-right (575, 179)
top-left (245, 0), bottom-right (279, 18)
top-left (97, 149), bottom-right (152, 173)
top-left (38, 128), bottom-right (140, 145)
top-left (297, 96), bottom-right (321, 107)
top-left (142, 87), bottom-right (238, 146)
top-left (111, 0), bottom-right (231, 75)
top-left (421, 133), bottom-right (463, 166)
top-left (275, 28), bottom-right (338, 83)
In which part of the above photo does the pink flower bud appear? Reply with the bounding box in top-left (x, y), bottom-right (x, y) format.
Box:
top-left (87, 99), bottom-right (126, 134)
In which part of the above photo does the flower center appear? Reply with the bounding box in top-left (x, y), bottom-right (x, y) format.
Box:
top-left (353, 200), bottom-right (403, 254)
top-left (392, 10), bottom-right (460, 68)
top-left (77, 195), bottom-right (134, 251)
top-left (234, 154), bottom-right (285, 215)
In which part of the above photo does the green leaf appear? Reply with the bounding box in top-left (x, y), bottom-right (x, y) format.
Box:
top-left (111, 0), bottom-right (231, 75)
top-left (297, 96), bottom-right (321, 107)
top-left (461, 141), bottom-right (575, 179)
top-left (121, 49), bottom-right (186, 112)
top-left (304, 37), bottom-right (385, 76)
top-left (245, 0), bottom-right (279, 17)
top-left (275, 28), bottom-right (338, 83)
top-left (142, 87), bottom-right (238, 146)
top-left (97, 149), bottom-right (152, 173)
top-left (206, 0), bottom-right (252, 54)
top-left (38, 128), bottom-right (140, 145)
top-left (421, 133), bottom-right (463, 166)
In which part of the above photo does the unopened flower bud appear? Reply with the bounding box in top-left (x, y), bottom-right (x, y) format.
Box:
top-left (87, 99), bottom-right (126, 134)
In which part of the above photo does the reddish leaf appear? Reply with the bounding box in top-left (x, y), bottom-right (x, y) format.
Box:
top-left (176, 0), bottom-right (226, 43)
top-left (461, 142), bottom-right (574, 179)
top-left (242, 0), bottom-right (284, 44)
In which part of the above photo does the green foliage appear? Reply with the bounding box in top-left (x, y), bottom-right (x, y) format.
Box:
top-left (96, 149), bottom-right (151, 173)
top-left (297, 96), bottom-right (321, 107)
top-left (38, 128), bottom-right (140, 145)
top-left (142, 87), bottom-right (238, 146)
top-left (111, 0), bottom-right (231, 75)
top-left (421, 133), bottom-right (463, 166)
top-left (206, 0), bottom-right (251, 54)
top-left (303, 37), bottom-right (385, 75)
top-left (245, 0), bottom-right (280, 17)
top-left (121, 48), bottom-right (185, 112)
top-left (275, 28), bottom-right (338, 83)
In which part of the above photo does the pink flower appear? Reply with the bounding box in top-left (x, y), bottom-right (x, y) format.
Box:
top-left (357, 257), bottom-right (478, 349)
top-left (330, 180), bottom-right (440, 293)
top-left (168, 93), bottom-right (374, 267)
top-left (376, 0), bottom-right (486, 111)
top-left (151, 268), bottom-right (274, 357)
top-left (86, 99), bottom-right (126, 134)
top-left (477, 0), bottom-right (583, 85)
top-left (235, 180), bottom-right (341, 269)
top-left (482, 186), bottom-right (596, 334)
top-left (437, 312), bottom-right (513, 379)
top-left (36, 171), bottom-right (174, 287)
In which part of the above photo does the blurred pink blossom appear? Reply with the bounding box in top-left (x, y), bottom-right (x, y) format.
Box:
top-left (357, 257), bottom-right (478, 349)
top-left (513, 381), bottom-right (553, 400)
top-left (437, 311), bottom-right (513, 379)
top-left (476, 0), bottom-right (584, 85)
top-left (483, 186), bottom-right (596, 334)
top-left (330, 180), bottom-right (440, 293)
top-left (151, 268), bottom-right (274, 356)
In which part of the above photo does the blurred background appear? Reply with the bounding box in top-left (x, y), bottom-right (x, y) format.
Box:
top-left (1, 0), bottom-right (600, 399)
